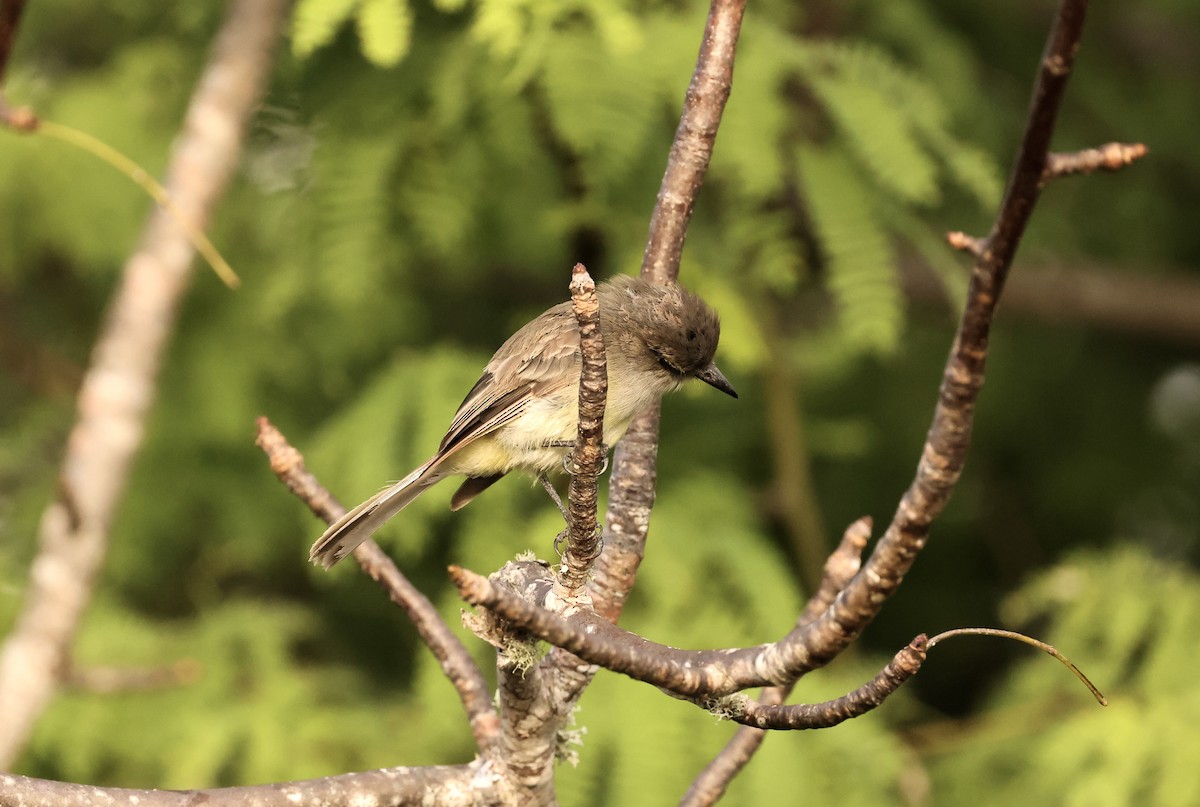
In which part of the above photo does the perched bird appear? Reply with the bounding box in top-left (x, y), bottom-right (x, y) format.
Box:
top-left (310, 274), bottom-right (736, 568)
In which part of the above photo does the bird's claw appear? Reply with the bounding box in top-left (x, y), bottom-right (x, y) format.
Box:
top-left (561, 446), bottom-right (609, 476)
top-left (554, 526), bottom-right (604, 560)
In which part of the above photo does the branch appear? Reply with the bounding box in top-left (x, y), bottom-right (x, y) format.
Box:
top-left (558, 263), bottom-right (607, 592)
top-left (0, 0), bottom-right (286, 768)
top-left (453, 563), bottom-right (820, 698)
top-left (459, 560), bottom-right (581, 802)
top-left (901, 256), bottom-right (1200, 348)
top-left (0, 765), bottom-right (489, 807)
top-left (0, 0), bottom-right (26, 86)
top-left (545, 0), bottom-right (748, 756)
top-left (1043, 141), bottom-right (1147, 180)
top-left (714, 637), bottom-right (927, 730)
top-left (778, 0), bottom-right (1113, 680)
top-left (255, 418), bottom-right (499, 752)
top-left (590, 0), bottom-right (746, 622)
top-left (65, 660), bottom-right (201, 695)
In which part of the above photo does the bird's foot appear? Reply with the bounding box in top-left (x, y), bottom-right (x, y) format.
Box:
top-left (556, 444), bottom-right (610, 476)
top-left (554, 526), bottom-right (604, 560)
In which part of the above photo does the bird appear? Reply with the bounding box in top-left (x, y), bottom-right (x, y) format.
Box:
top-left (310, 274), bottom-right (737, 568)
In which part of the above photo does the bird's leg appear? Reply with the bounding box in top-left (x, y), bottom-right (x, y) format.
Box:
top-left (537, 472), bottom-right (569, 522)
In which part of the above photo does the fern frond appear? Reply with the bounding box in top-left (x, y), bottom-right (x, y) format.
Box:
top-left (797, 42), bottom-right (940, 206)
top-left (312, 133), bottom-right (402, 307)
top-left (798, 145), bottom-right (904, 357)
top-left (538, 30), bottom-right (664, 185)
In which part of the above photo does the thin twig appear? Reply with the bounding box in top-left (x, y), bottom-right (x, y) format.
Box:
top-left (946, 231), bottom-right (986, 257)
top-left (558, 263), bottom-right (607, 593)
top-left (1043, 142), bottom-right (1147, 181)
top-left (34, 121), bottom-right (242, 288)
top-left (65, 660), bottom-right (201, 695)
top-left (927, 627), bottom-right (1107, 706)
top-left (255, 418), bottom-right (500, 752)
top-left (640, 0), bottom-right (748, 286)
top-left (0, 0), bottom-right (286, 767)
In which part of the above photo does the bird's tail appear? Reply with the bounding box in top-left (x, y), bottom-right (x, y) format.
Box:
top-left (309, 457), bottom-right (441, 569)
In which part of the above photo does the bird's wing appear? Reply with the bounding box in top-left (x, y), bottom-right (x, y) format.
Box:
top-left (439, 302), bottom-right (581, 455)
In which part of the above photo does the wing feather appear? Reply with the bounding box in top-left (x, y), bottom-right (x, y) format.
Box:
top-left (438, 302), bottom-right (581, 454)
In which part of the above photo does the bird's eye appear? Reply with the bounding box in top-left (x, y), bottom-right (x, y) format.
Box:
top-left (650, 347), bottom-right (682, 376)
top-left (686, 329), bottom-right (697, 341)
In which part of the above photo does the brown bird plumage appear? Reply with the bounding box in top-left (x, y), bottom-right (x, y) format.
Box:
top-left (310, 275), bottom-right (735, 568)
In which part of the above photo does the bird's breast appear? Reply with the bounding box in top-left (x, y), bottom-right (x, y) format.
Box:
top-left (454, 368), bottom-right (682, 476)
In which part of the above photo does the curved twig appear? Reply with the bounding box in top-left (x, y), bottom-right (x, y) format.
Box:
top-left (927, 627), bottom-right (1107, 706)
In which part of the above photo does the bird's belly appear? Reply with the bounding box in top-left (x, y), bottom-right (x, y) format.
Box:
top-left (452, 373), bottom-right (679, 477)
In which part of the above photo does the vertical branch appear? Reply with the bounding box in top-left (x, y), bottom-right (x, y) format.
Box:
top-left (590, 0), bottom-right (747, 623)
top-left (0, 0), bottom-right (26, 86)
top-left (793, 1), bottom-right (1095, 672)
top-left (0, 0), bottom-right (287, 767)
top-left (640, 0), bottom-right (748, 286)
top-left (558, 264), bottom-right (607, 593)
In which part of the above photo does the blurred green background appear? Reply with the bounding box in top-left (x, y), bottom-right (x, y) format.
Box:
top-left (2, 0), bottom-right (1198, 804)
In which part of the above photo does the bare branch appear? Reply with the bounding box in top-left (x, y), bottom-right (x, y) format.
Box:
top-left (1043, 141), bottom-right (1147, 180)
top-left (0, 0), bottom-right (26, 85)
top-left (640, 0), bottom-right (747, 286)
top-left (591, 0), bottom-right (746, 622)
top-left (453, 563), bottom-right (815, 697)
top-left (65, 660), bottom-right (201, 695)
top-left (558, 263), bottom-right (607, 592)
top-left (549, 0), bottom-right (750, 751)
top-left (781, 0), bottom-right (1106, 681)
top-left (0, 0), bottom-right (286, 767)
top-left (255, 418), bottom-right (500, 752)
top-left (798, 516), bottom-right (873, 626)
top-left (716, 637), bottom-right (927, 730)
top-left (901, 256), bottom-right (1200, 349)
top-left (0, 765), bottom-right (493, 807)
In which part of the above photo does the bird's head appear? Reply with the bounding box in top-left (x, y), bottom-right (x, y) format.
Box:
top-left (604, 275), bottom-right (738, 399)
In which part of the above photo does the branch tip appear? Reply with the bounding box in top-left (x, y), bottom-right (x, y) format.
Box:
top-left (946, 231), bottom-right (987, 257)
top-left (927, 627), bottom-right (1106, 706)
top-left (1044, 141), bottom-right (1148, 181)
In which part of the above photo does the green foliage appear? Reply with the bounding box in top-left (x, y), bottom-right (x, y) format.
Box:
top-left (799, 145), bottom-right (906, 357)
top-left (293, 0), bottom-right (415, 67)
top-left (356, 0), bottom-right (413, 68)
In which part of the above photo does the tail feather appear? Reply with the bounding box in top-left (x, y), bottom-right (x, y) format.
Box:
top-left (310, 457), bottom-right (441, 568)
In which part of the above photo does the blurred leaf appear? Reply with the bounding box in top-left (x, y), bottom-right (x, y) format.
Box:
top-left (293, 0), bottom-right (362, 58)
top-left (356, 0), bottom-right (412, 68)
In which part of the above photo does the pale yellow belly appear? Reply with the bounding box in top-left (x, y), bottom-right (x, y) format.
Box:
top-left (446, 371), bottom-right (682, 477)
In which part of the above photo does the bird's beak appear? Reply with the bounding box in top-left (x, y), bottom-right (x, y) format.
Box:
top-left (695, 362), bottom-right (738, 399)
